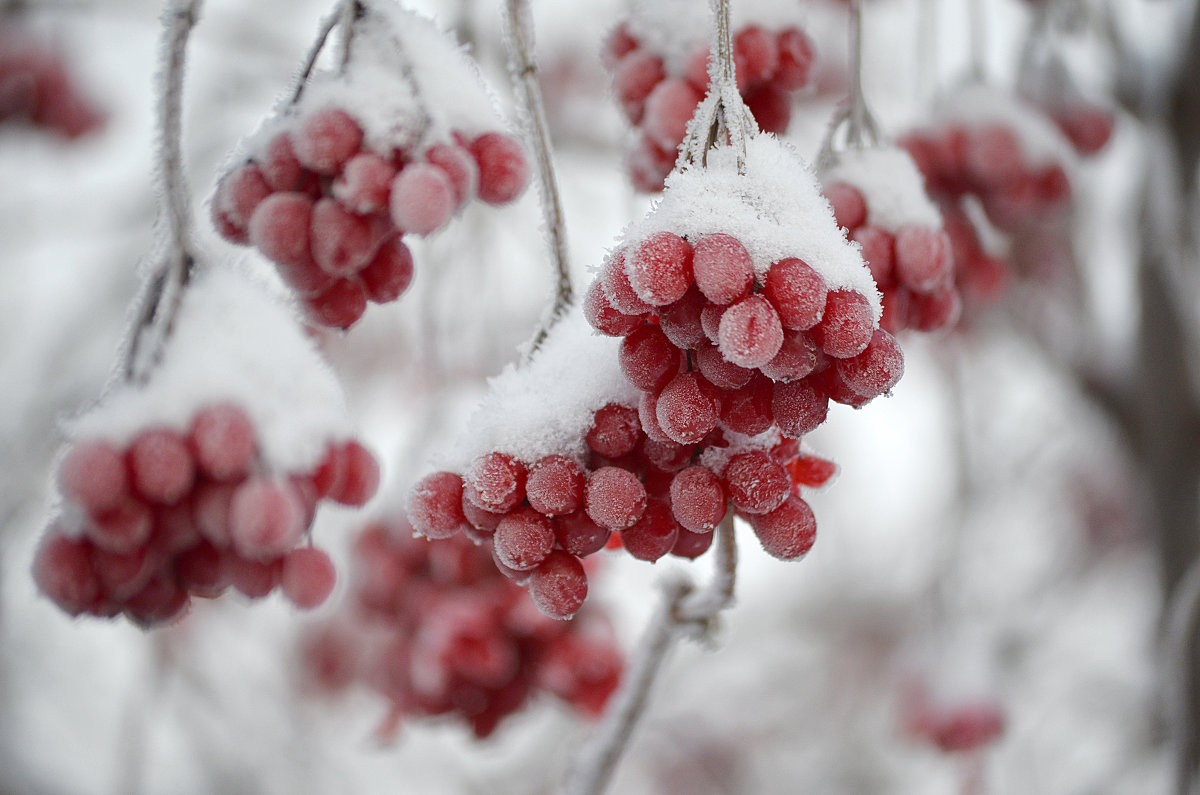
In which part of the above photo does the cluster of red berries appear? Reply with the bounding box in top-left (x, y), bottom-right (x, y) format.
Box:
top-left (603, 20), bottom-right (815, 191)
top-left (0, 27), bottom-right (104, 139)
top-left (823, 175), bottom-right (960, 334)
top-left (900, 680), bottom-right (1006, 754)
top-left (33, 402), bottom-right (378, 626)
top-left (213, 106), bottom-right (528, 329)
top-left (302, 518), bottom-right (623, 739)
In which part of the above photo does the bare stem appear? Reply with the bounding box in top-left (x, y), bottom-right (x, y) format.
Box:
top-left (681, 0), bottom-right (757, 173)
top-left (967, 0), bottom-right (987, 81)
top-left (815, 0), bottom-right (881, 171)
top-left (337, 0), bottom-right (361, 68)
top-left (123, 0), bottom-right (202, 384)
top-left (290, 6), bottom-right (340, 104)
top-left (502, 0), bottom-right (572, 357)
top-left (564, 516), bottom-right (738, 795)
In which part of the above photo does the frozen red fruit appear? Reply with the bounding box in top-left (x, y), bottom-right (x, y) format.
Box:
top-left (628, 231), bottom-right (694, 307)
top-left (526, 455), bottom-right (585, 517)
top-left (659, 288), bottom-right (707, 350)
top-left (774, 27), bottom-right (815, 90)
top-left (390, 163), bottom-right (455, 236)
top-left (825, 182), bottom-right (868, 231)
top-left (425, 142), bottom-right (479, 208)
top-left (695, 341), bottom-right (753, 390)
top-left (229, 478), bottom-right (305, 559)
top-left (787, 454), bottom-right (838, 488)
top-left (409, 471), bottom-right (469, 539)
top-left (281, 547), bottom-right (337, 608)
top-left (759, 329), bottom-right (820, 382)
top-left (772, 379), bottom-right (829, 437)
top-left (854, 226), bottom-right (896, 289)
top-left (835, 328), bottom-right (904, 399)
top-left (744, 83), bottom-right (791, 135)
top-left (227, 554), bottom-right (279, 599)
top-left (326, 441), bottom-right (379, 506)
top-left (294, 107), bottom-right (363, 174)
top-left (260, 132), bottom-right (305, 192)
top-left (305, 279), bottom-right (367, 330)
top-left (128, 428), bottom-right (195, 505)
top-left (215, 162), bottom-right (271, 232)
top-left (585, 466), bottom-right (647, 530)
top-left (359, 237), bottom-right (415, 304)
top-left (734, 25), bottom-right (780, 87)
top-left (620, 324), bottom-right (683, 392)
top-left (33, 531), bottom-right (99, 615)
top-left (470, 132), bottom-right (529, 205)
top-left (88, 497), bottom-right (153, 554)
top-left (721, 375), bottom-right (774, 436)
top-left (894, 226), bottom-right (952, 293)
top-left (718, 295), bottom-right (784, 368)
top-left (692, 233), bottom-right (754, 305)
top-left (656, 372), bottom-right (721, 445)
top-left (671, 526), bottom-right (715, 559)
top-left (312, 198), bottom-right (379, 277)
top-left (669, 465), bottom-right (726, 532)
top-left (249, 192), bottom-right (316, 270)
top-left (192, 481), bottom-right (235, 546)
top-left (642, 78), bottom-right (703, 152)
top-left (723, 450), bottom-right (789, 515)
top-left (528, 551), bottom-right (588, 620)
top-left (554, 511), bottom-right (611, 557)
top-left (188, 403), bottom-right (256, 482)
top-left (602, 249), bottom-right (653, 316)
top-left (584, 279), bottom-right (644, 337)
top-left (57, 440), bottom-right (128, 516)
top-left (331, 151), bottom-right (396, 214)
top-left (620, 500), bottom-right (680, 562)
top-left (465, 452), bottom-right (527, 513)
top-left (602, 22), bottom-right (639, 69)
top-left (586, 403), bottom-right (643, 459)
top-left (749, 495), bottom-right (816, 560)
top-left (612, 50), bottom-right (665, 123)
top-left (763, 258), bottom-right (827, 330)
top-left (494, 507), bottom-right (555, 571)
top-left (811, 289), bottom-right (874, 358)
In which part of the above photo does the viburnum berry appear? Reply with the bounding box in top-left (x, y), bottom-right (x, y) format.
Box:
top-left (620, 500), bottom-right (680, 562)
top-left (669, 465), bottom-right (726, 532)
top-left (749, 495), bottom-right (817, 560)
top-left (528, 550), bottom-right (589, 620)
top-left (585, 466), bottom-right (647, 530)
top-left (494, 507), bottom-right (556, 571)
top-left (465, 452), bottom-right (527, 513)
top-left (280, 547), bottom-right (337, 609)
top-left (692, 233), bottom-right (755, 305)
top-left (525, 455), bottom-right (585, 517)
top-left (722, 450), bottom-right (790, 515)
top-left (409, 471), bottom-right (470, 539)
top-left (718, 295), bottom-right (785, 368)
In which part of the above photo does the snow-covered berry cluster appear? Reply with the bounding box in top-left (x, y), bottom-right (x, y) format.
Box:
top-left (0, 26), bottom-right (104, 139)
top-left (822, 147), bottom-right (961, 334)
top-left (604, 4), bottom-right (815, 191)
top-left (32, 268), bottom-right (378, 626)
top-left (302, 517), bottom-right (623, 739)
top-left (212, 2), bottom-right (529, 329)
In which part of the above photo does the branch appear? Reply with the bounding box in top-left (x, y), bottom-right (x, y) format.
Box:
top-left (502, 0), bottom-right (572, 357)
top-left (564, 516), bottom-right (738, 795)
top-left (123, 0), bottom-right (202, 384)
top-left (289, 5), bottom-right (340, 105)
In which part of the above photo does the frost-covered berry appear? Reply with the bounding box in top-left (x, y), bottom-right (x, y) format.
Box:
top-left (470, 132), bottom-right (530, 205)
top-left (311, 198), bottom-right (379, 277)
top-left (620, 500), bottom-right (680, 562)
top-left (723, 450), bottom-right (790, 515)
top-left (811, 289), bottom-right (873, 358)
top-left (294, 108), bottom-right (363, 175)
top-left (692, 233), bottom-right (754, 305)
top-left (281, 547), bottom-right (337, 608)
top-left (188, 403), bottom-right (256, 482)
top-left (656, 372), bottom-right (721, 445)
top-left (528, 550), bottom-right (588, 620)
top-left (409, 471), bottom-right (469, 539)
top-left (57, 440), bottom-right (129, 516)
top-left (669, 465), bottom-right (726, 532)
top-left (628, 231), bottom-right (694, 307)
top-left (586, 403), bottom-right (643, 459)
top-left (526, 455), bottom-right (585, 517)
top-left (764, 258), bottom-right (826, 331)
top-left (835, 329), bottom-right (905, 399)
top-left (718, 295), bottom-right (784, 369)
top-left (749, 495), bottom-right (816, 560)
top-left (229, 479), bottom-right (305, 560)
top-left (249, 193), bottom-right (316, 270)
top-left (585, 466), bottom-right (647, 530)
top-left (465, 452), bottom-right (527, 513)
top-left (128, 428), bottom-right (195, 506)
top-left (494, 508), bottom-right (556, 571)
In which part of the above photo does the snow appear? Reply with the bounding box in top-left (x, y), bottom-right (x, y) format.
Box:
top-left (238, 0), bottom-right (507, 164)
top-left (69, 265), bottom-right (352, 474)
top-left (697, 426), bottom-right (782, 475)
top-left (822, 146), bottom-right (943, 232)
top-left (437, 301), bottom-right (641, 472)
top-left (935, 82), bottom-right (1077, 171)
top-left (617, 133), bottom-right (882, 321)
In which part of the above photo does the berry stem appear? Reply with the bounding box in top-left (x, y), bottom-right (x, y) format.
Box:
top-left (968, 0), bottom-right (987, 82)
top-left (502, 0), bottom-right (573, 357)
top-left (290, 6), bottom-right (340, 104)
top-left (123, 0), bottom-right (202, 384)
top-left (564, 515), bottom-right (738, 795)
top-left (337, 0), bottom-right (362, 69)
top-left (816, 0), bottom-right (881, 171)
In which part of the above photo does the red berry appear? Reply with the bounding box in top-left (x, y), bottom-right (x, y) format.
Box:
top-left (57, 440), bottom-right (128, 516)
top-left (465, 452), bottom-right (527, 513)
top-left (825, 182), bottom-right (868, 231)
top-left (612, 50), bottom-right (665, 123)
top-left (226, 554), bottom-right (280, 599)
top-left (425, 142), bottom-right (479, 208)
top-left (327, 441), bottom-right (380, 506)
top-left (642, 79), bottom-right (702, 152)
top-left (759, 329), bottom-right (820, 382)
top-left (128, 428), bottom-right (195, 505)
top-left (174, 541), bottom-right (226, 598)
top-left (470, 132), bottom-right (529, 205)
top-left (854, 226), bottom-right (896, 289)
top-left (331, 151), bottom-right (396, 214)
top-left (669, 465), bottom-right (726, 532)
top-left (602, 248), bottom-right (653, 316)
top-left (656, 372), bottom-right (721, 445)
top-left (602, 22), bottom-right (639, 69)
top-left (787, 454), bottom-right (838, 488)
top-left (188, 403), bottom-right (256, 482)
top-left (359, 237), bottom-right (415, 304)
top-left (214, 162), bottom-right (271, 233)
top-left (281, 547), bottom-right (337, 609)
top-left (409, 471), bottom-right (469, 539)
top-left (305, 279), bottom-right (367, 330)
top-left (192, 481), bottom-right (236, 546)
top-left (554, 511), bottom-right (611, 557)
top-left (229, 478), bottom-right (305, 560)
top-left (835, 329), bottom-right (904, 399)
top-left (692, 233), bottom-right (754, 305)
top-left (734, 25), bottom-right (780, 87)
top-left (621, 500), bottom-right (680, 562)
top-left (260, 132), bottom-right (305, 192)
top-left (671, 526), bottom-right (715, 559)
top-left (32, 530), bottom-right (100, 616)
top-left (718, 295), bottom-right (784, 368)
top-left (749, 495), bottom-right (816, 559)
top-left (619, 324), bottom-right (684, 392)
top-left (494, 507), bottom-right (555, 571)
top-left (775, 28), bottom-right (815, 91)
top-left (695, 341), bottom-right (753, 390)
top-left (811, 289), bottom-right (874, 358)
top-left (294, 108), bottom-right (363, 175)
top-left (585, 466), bottom-right (647, 530)
top-left (764, 258), bottom-right (827, 331)
top-left (526, 455), bottom-right (585, 517)
top-left (88, 496), bottom-right (154, 554)
top-left (586, 403), bottom-right (643, 459)
top-left (628, 232), bottom-right (694, 307)
top-left (528, 551), bottom-right (588, 620)
top-left (390, 163), bottom-right (455, 236)
top-left (720, 374), bottom-right (774, 436)
top-left (248, 192), bottom-right (316, 270)
top-left (584, 279), bottom-right (644, 337)
top-left (723, 450), bottom-right (789, 514)
top-left (659, 287), bottom-right (707, 350)
top-left (772, 379), bottom-right (829, 437)
top-left (744, 83), bottom-right (791, 135)
top-left (894, 226), bottom-right (952, 293)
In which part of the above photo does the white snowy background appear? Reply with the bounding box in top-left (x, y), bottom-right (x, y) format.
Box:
top-left (0, 0), bottom-right (1180, 792)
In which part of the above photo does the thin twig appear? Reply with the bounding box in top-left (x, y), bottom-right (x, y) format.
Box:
top-left (289, 5), bottom-right (340, 105)
top-left (564, 516), bottom-right (738, 795)
top-left (337, 0), bottom-right (361, 69)
top-left (123, 0), bottom-right (203, 384)
top-left (502, 0), bottom-right (572, 357)
top-left (816, 0), bottom-right (881, 171)
top-left (967, 0), bottom-right (987, 82)
top-left (680, 0), bottom-right (756, 173)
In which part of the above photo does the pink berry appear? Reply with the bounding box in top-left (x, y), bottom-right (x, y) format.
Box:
top-left (734, 25), bottom-right (780, 87)
top-left (192, 481), bottom-right (236, 546)
top-left (214, 162), bottom-right (271, 234)
top-left (553, 511), bottom-right (611, 557)
top-left (692, 233), bottom-right (754, 305)
top-left (621, 500), bottom-right (680, 562)
top-left (669, 466), bottom-right (726, 532)
top-left (260, 132), bottom-right (305, 192)
top-left (628, 231), bottom-right (694, 308)
top-left (470, 132), bottom-right (529, 205)
top-left (528, 550), bottom-right (588, 620)
top-left (409, 471), bottom-right (469, 539)
top-left (585, 466), bottom-right (647, 530)
top-left (57, 440), bottom-right (128, 516)
top-left (327, 441), bottom-right (380, 506)
top-left (811, 289), bottom-right (874, 358)
top-left (88, 496), bottom-right (154, 554)
top-left (294, 108), bottom-right (363, 175)
top-left (425, 142), bottom-right (479, 208)
top-left (659, 287), bottom-right (707, 350)
top-left (612, 50), bottom-right (665, 123)
top-left (723, 450), bottom-right (790, 515)
top-left (465, 452), bottom-right (527, 513)
top-left (909, 284), bottom-right (961, 332)
top-left (226, 554), bottom-right (280, 599)
top-left (281, 547), bottom-right (337, 609)
top-left (759, 329), bottom-right (820, 382)
top-left (305, 279), bottom-right (367, 330)
top-left (835, 329), bottom-right (904, 399)
top-left (602, 248), bottom-right (653, 316)
top-left (229, 478), bottom-right (305, 560)
top-left (248, 192), bottom-right (316, 270)
top-left (619, 324), bottom-right (684, 392)
top-left (718, 295), bottom-right (784, 368)
top-left (854, 226), bottom-right (896, 289)
top-left (772, 379), bottom-right (829, 437)
top-left (311, 199), bottom-right (379, 277)
top-left (894, 226), bottom-right (952, 293)
top-left (642, 78), bottom-right (702, 152)
top-left (124, 575), bottom-right (189, 627)
top-left (825, 182), bottom-right (867, 231)
top-left (749, 495), bottom-right (816, 560)
top-left (174, 541), bottom-right (227, 598)
top-left (494, 507), bottom-right (555, 571)
top-left (626, 133), bottom-right (675, 192)
top-left (188, 403), bottom-right (256, 482)
top-left (526, 455), bottom-right (585, 517)
top-left (775, 28), bottom-right (815, 91)
top-left (602, 22), bottom-right (639, 69)
top-left (763, 258), bottom-right (827, 331)
top-left (964, 124), bottom-right (1022, 190)
top-left (586, 403), bottom-right (643, 459)
top-left (332, 151), bottom-right (397, 214)
top-left (359, 237), bottom-right (415, 304)
top-left (390, 163), bottom-right (455, 236)
top-left (128, 428), bottom-right (195, 505)
top-left (655, 372), bottom-right (721, 445)
top-left (584, 278), bottom-right (644, 337)
top-left (32, 530), bottom-right (99, 616)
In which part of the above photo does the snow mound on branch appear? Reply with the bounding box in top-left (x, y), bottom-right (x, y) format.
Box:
top-left (935, 83), bottom-right (1076, 171)
top-left (69, 267), bottom-right (351, 472)
top-left (626, 0), bottom-right (807, 75)
top-left (242, 0), bottom-right (504, 161)
top-left (618, 133), bottom-right (881, 321)
top-left (823, 147), bottom-right (943, 231)
top-left (438, 303), bottom-right (641, 471)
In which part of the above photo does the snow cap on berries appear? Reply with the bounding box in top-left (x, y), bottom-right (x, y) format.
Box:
top-left (70, 267), bottom-right (352, 473)
top-left (439, 304), bottom-right (642, 471)
top-left (822, 147), bottom-right (943, 232)
top-left (615, 134), bottom-right (881, 321)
